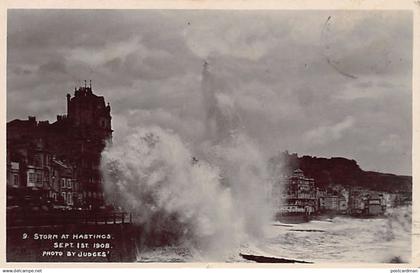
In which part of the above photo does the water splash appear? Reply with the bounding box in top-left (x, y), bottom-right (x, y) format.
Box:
top-left (101, 127), bottom-right (243, 259)
top-left (100, 60), bottom-right (275, 260)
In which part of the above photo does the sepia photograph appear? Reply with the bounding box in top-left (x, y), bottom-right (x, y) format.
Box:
top-left (6, 9), bottom-right (413, 264)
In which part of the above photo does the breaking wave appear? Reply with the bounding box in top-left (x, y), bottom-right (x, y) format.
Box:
top-left (101, 126), bottom-right (273, 260)
top-left (100, 61), bottom-right (274, 260)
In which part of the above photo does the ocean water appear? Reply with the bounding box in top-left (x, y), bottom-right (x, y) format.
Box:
top-left (136, 206), bottom-right (412, 263)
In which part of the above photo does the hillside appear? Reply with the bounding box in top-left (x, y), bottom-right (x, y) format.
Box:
top-left (268, 151), bottom-right (412, 193)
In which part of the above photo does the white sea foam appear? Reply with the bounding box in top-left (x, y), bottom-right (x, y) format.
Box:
top-left (100, 61), bottom-right (275, 260)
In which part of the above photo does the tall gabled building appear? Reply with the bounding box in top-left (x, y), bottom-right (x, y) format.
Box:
top-left (7, 84), bottom-right (113, 209)
top-left (61, 85), bottom-right (113, 208)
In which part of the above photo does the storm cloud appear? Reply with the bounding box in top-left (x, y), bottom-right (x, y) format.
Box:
top-left (7, 10), bottom-right (412, 175)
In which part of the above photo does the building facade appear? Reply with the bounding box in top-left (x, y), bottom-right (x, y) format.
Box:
top-left (275, 169), bottom-right (318, 214)
top-left (7, 85), bottom-right (112, 210)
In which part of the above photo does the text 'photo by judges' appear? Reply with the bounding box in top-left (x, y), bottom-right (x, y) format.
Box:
top-left (6, 9), bottom-right (412, 263)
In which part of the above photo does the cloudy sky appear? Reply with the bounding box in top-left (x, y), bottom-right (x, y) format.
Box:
top-left (7, 10), bottom-right (412, 175)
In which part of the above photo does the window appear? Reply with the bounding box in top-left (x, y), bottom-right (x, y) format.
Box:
top-left (34, 155), bottom-right (43, 167)
top-left (67, 192), bottom-right (72, 204)
top-left (67, 179), bottom-right (72, 189)
top-left (62, 192), bottom-right (66, 202)
top-left (28, 173), bottom-right (36, 185)
top-left (11, 162), bottom-right (19, 170)
top-left (61, 178), bottom-right (66, 188)
top-left (13, 174), bottom-right (19, 186)
top-left (36, 173), bottom-right (42, 185)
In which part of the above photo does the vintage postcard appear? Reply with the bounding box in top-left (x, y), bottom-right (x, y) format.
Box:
top-left (2, 1), bottom-right (419, 268)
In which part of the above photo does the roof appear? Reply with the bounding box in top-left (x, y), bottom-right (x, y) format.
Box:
top-left (7, 119), bottom-right (36, 128)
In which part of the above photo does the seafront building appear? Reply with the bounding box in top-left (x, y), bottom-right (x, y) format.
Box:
top-left (6, 84), bottom-right (112, 210)
top-left (272, 168), bottom-right (398, 217)
top-left (274, 169), bottom-right (318, 214)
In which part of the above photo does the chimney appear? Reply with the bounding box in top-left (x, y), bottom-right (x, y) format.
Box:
top-left (66, 93), bottom-right (71, 114)
top-left (87, 80), bottom-right (93, 94)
